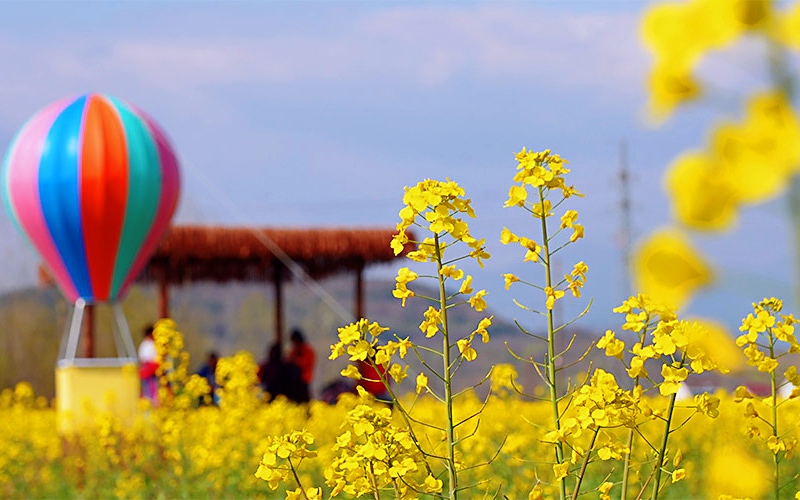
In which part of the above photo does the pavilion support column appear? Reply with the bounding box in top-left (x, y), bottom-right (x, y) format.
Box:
top-left (158, 273), bottom-right (170, 319)
top-left (83, 303), bottom-right (95, 358)
top-left (355, 262), bottom-right (365, 321)
top-left (274, 262), bottom-right (284, 346)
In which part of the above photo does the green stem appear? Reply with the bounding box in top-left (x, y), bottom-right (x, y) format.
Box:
top-left (288, 459), bottom-right (310, 500)
top-left (621, 380), bottom-right (640, 500)
top-left (434, 233), bottom-right (458, 500)
top-left (539, 187), bottom-right (566, 500)
top-left (571, 427), bottom-right (600, 500)
top-left (769, 334), bottom-right (780, 500)
top-left (650, 391), bottom-right (677, 500)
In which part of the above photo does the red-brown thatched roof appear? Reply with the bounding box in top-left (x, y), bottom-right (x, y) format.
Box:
top-left (136, 225), bottom-right (412, 285)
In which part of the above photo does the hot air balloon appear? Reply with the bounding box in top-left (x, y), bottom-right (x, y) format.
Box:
top-left (2, 94), bottom-right (180, 426)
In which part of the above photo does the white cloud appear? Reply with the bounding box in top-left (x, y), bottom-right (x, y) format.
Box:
top-left (0, 4), bottom-right (647, 105)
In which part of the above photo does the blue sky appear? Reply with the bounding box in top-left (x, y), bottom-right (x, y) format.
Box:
top-left (0, 1), bottom-right (794, 334)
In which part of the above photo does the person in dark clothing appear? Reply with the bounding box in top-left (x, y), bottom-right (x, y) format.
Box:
top-left (287, 329), bottom-right (315, 403)
top-left (258, 343), bottom-right (304, 403)
top-left (196, 351), bottom-right (219, 405)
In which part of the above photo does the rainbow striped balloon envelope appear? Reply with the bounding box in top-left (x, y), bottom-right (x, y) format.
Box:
top-left (2, 94), bottom-right (180, 303)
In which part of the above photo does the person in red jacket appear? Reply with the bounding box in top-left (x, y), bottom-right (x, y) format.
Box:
top-left (357, 358), bottom-right (392, 407)
top-left (287, 328), bottom-right (315, 403)
top-left (138, 325), bottom-right (159, 405)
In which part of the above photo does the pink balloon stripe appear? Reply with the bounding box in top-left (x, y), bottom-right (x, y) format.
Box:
top-left (5, 98), bottom-right (80, 302)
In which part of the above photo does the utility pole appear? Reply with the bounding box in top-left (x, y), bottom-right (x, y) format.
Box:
top-left (619, 140), bottom-right (633, 299)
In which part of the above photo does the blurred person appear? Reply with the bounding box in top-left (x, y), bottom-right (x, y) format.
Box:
top-left (287, 328), bottom-right (315, 403)
top-left (357, 358), bottom-right (392, 409)
top-left (258, 343), bottom-right (303, 403)
top-left (138, 324), bottom-right (159, 405)
top-left (196, 351), bottom-right (219, 405)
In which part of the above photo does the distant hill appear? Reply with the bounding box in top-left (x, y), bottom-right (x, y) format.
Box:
top-left (0, 276), bottom-right (611, 399)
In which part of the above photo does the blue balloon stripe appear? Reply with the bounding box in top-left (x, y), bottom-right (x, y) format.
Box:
top-left (38, 96), bottom-right (94, 300)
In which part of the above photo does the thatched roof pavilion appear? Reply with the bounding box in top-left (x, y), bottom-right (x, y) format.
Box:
top-left (138, 225), bottom-right (412, 344)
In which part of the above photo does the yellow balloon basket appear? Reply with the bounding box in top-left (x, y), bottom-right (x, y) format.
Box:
top-left (56, 359), bottom-right (140, 434)
top-left (56, 300), bottom-right (142, 434)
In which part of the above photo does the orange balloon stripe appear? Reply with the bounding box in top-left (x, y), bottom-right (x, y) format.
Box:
top-left (80, 96), bottom-right (129, 301)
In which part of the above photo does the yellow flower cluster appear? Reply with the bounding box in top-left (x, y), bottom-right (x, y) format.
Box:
top-left (736, 297), bottom-right (799, 373)
top-left (325, 404), bottom-right (442, 497)
top-left (215, 351), bottom-right (261, 411)
top-left (505, 148), bottom-right (582, 204)
top-left (255, 429), bottom-right (317, 490)
top-left (329, 318), bottom-right (411, 390)
top-left (606, 295), bottom-right (723, 396)
top-left (544, 369), bottom-right (635, 443)
top-left (391, 178), bottom-right (488, 268)
top-left (502, 148), bottom-right (586, 313)
top-left (153, 318), bottom-right (203, 409)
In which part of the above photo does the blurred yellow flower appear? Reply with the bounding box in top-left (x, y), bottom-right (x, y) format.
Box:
top-left (705, 445), bottom-right (770, 498)
top-left (645, 61), bottom-right (701, 122)
top-left (665, 152), bottom-right (738, 230)
top-left (641, 0), bottom-right (770, 121)
top-left (685, 318), bottom-right (744, 373)
top-left (780, 1), bottom-right (800, 48)
top-left (633, 229), bottom-right (712, 310)
top-left (712, 92), bottom-right (800, 204)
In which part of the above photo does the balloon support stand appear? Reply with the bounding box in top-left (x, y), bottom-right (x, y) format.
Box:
top-left (56, 300), bottom-right (140, 434)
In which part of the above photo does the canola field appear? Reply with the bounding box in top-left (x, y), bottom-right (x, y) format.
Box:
top-left (0, 379), bottom-right (797, 499)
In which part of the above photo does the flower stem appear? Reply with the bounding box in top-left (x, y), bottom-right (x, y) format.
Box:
top-left (621, 417), bottom-right (636, 499)
top-left (539, 187), bottom-right (566, 500)
top-left (650, 392), bottom-right (677, 500)
top-left (769, 334), bottom-right (780, 500)
top-left (571, 427), bottom-right (600, 500)
top-left (288, 459), bottom-right (310, 500)
top-left (435, 233), bottom-right (458, 500)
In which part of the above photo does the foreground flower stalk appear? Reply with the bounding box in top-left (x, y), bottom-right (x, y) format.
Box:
top-left (501, 148), bottom-right (588, 500)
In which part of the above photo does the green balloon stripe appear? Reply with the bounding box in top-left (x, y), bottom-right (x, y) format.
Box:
top-left (108, 97), bottom-right (161, 297)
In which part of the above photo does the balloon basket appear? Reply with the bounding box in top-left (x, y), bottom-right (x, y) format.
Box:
top-left (56, 300), bottom-right (140, 434)
top-left (55, 360), bottom-right (140, 434)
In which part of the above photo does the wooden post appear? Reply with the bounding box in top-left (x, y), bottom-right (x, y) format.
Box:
top-left (355, 263), bottom-right (365, 320)
top-left (274, 262), bottom-right (284, 346)
top-left (83, 303), bottom-right (95, 358)
top-left (158, 273), bottom-right (169, 319)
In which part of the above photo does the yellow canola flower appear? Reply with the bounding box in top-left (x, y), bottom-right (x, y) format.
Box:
top-left (685, 318), bottom-right (743, 373)
top-left (633, 229), bottom-right (712, 310)
top-left (469, 289), bottom-right (488, 312)
top-left (457, 338), bottom-right (478, 361)
top-left (415, 372), bottom-right (428, 394)
top-left (780, 1), bottom-right (800, 49)
top-left (597, 330), bottom-right (625, 358)
top-left (552, 461), bottom-right (570, 482)
top-left (560, 209), bottom-right (578, 229)
top-left (665, 151), bottom-right (739, 230)
top-left (705, 445), bottom-right (771, 498)
top-left (503, 273), bottom-right (520, 290)
top-left (505, 185), bottom-right (528, 207)
top-left (641, 0), bottom-right (770, 122)
top-left (500, 226), bottom-right (519, 245)
top-left (660, 364), bottom-right (690, 396)
top-left (644, 57), bottom-right (702, 122)
top-left (490, 363), bottom-right (520, 393)
top-left (544, 286), bottom-right (565, 310)
top-left (712, 92), bottom-right (800, 204)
